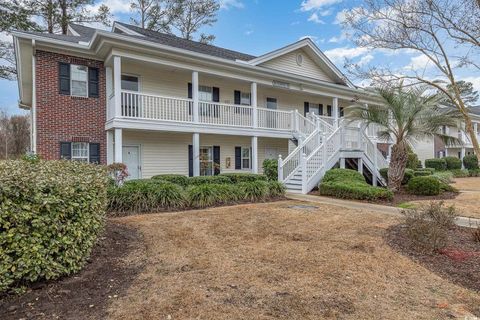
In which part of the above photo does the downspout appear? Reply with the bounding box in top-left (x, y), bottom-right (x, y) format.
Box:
top-left (31, 39), bottom-right (37, 153)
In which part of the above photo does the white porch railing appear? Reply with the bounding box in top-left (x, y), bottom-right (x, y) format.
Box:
top-left (257, 108), bottom-right (293, 130)
top-left (199, 101), bottom-right (253, 127)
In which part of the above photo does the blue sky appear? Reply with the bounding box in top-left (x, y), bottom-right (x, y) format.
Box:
top-left (1, 0), bottom-right (479, 114)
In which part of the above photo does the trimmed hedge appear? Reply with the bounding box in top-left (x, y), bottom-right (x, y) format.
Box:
top-left (379, 168), bottom-right (414, 185)
top-left (219, 173), bottom-right (268, 183)
top-left (407, 176), bottom-right (441, 196)
top-left (425, 158), bottom-right (447, 171)
top-left (413, 168), bottom-right (434, 176)
top-left (0, 160), bottom-right (109, 293)
top-left (151, 174), bottom-right (189, 187)
top-left (188, 175), bottom-right (232, 186)
top-left (463, 154), bottom-right (479, 170)
top-left (319, 169), bottom-right (393, 201)
top-left (262, 159), bottom-right (278, 181)
top-left (444, 156), bottom-right (462, 170)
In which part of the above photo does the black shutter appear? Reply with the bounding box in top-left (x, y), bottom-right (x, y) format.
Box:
top-left (319, 104), bottom-right (324, 115)
top-left (212, 87), bottom-right (220, 102)
top-left (188, 83), bottom-right (193, 115)
top-left (327, 105), bottom-right (332, 117)
top-left (339, 107), bottom-right (344, 117)
top-left (235, 147), bottom-right (241, 170)
top-left (88, 68), bottom-right (99, 98)
top-left (60, 142), bottom-right (71, 160)
top-left (213, 146), bottom-right (220, 175)
top-left (234, 90), bottom-right (241, 104)
top-left (59, 62), bottom-right (70, 95)
top-left (89, 143), bottom-right (100, 163)
top-left (304, 102), bottom-right (309, 116)
top-left (188, 145), bottom-right (193, 177)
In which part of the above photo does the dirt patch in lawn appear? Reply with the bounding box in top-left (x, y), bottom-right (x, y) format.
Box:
top-left (0, 221), bottom-right (146, 320)
top-left (108, 201), bottom-right (480, 319)
top-left (387, 224), bottom-right (480, 293)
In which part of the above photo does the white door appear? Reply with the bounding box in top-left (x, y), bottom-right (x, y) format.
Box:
top-left (123, 146), bottom-right (140, 180)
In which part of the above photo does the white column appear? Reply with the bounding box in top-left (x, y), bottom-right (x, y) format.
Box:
top-left (106, 130), bottom-right (114, 165)
top-left (332, 97), bottom-right (339, 129)
top-left (340, 158), bottom-right (346, 169)
top-left (373, 142), bottom-right (378, 186)
top-left (358, 158), bottom-right (363, 174)
top-left (251, 82), bottom-right (258, 128)
top-left (277, 155), bottom-right (283, 181)
top-left (192, 71), bottom-right (199, 123)
top-left (301, 153), bottom-right (307, 194)
top-left (251, 136), bottom-right (258, 173)
top-left (114, 128), bottom-right (122, 163)
top-left (106, 66), bottom-right (113, 120)
top-left (192, 133), bottom-right (200, 176)
top-left (461, 147), bottom-right (466, 169)
top-left (445, 148), bottom-right (448, 157)
top-left (113, 56), bottom-right (122, 118)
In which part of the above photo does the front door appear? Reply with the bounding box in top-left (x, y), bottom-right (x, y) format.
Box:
top-left (123, 146), bottom-right (140, 180)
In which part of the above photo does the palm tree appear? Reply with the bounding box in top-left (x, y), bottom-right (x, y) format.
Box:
top-left (346, 85), bottom-right (461, 191)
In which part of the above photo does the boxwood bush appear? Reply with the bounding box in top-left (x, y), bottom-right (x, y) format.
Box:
top-left (220, 173), bottom-right (268, 183)
top-left (262, 159), bottom-right (278, 181)
top-left (188, 175), bottom-right (232, 186)
top-left (319, 169), bottom-right (393, 201)
top-left (413, 168), bottom-right (434, 176)
top-left (379, 168), bottom-right (414, 185)
top-left (444, 156), bottom-right (462, 170)
top-left (0, 160), bottom-right (109, 293)
top-left (425, 158), bottom-right (447, 171)
top-left (151, 174), bottom-right (189, 187)
top-left (463, 154), bottom-right (479, 170)
top-left (407, 176), bottom-right (441, 196)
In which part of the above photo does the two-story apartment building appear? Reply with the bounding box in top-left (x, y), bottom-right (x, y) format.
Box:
top-left (13, 22), bottom-right (388, 193)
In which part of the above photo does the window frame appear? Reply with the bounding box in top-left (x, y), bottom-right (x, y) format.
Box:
top-left (70, 64), bottom-right (89, 98)
top-left (199, 85), bottom-right (213, 102)
top-left (200, 146), bottom-right (214, 176)
top-left (240, 92), bottom-right (251, 106)
top-left (121, 73), bottom-right (141, 92)
top-left (241, 147), bottom-right (251, 170)
top-left (71, 142), bottom-right (89, 162)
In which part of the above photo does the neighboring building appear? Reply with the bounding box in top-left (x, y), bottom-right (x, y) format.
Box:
top-left (13, 22), bottom-right (388, 193)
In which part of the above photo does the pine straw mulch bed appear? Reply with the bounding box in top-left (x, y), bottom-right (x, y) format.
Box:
top-left (0, 221), bottom-right (146, 320)
top-left (386, 224), bottom-right (480, 293)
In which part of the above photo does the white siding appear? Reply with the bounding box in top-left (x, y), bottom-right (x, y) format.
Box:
top-left (123, 130), bottom-right (288, 178)
top-left (412, 138), bottom-right (435, 165)
top-left (259, 49), bottom-right (334, 83)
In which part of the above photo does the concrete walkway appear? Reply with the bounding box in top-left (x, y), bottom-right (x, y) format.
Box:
top-left (287, 192), bottom-right (480, 229)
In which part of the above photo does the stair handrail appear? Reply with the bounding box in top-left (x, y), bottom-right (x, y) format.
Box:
top-left (361, 130), bottom-right (389, 170)
top-left (308, 113), bottom-right (335, 133)
top-left (295, 111), bottom-right (317, 136)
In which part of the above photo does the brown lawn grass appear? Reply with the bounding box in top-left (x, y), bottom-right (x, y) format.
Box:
top-left (409, 178), bottom-right (480, 219)
top-left (108, 200), bottom-right (480, 320)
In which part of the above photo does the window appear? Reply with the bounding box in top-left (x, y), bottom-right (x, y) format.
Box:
top-left (308, 103), bottom-right (321, 115)
top-left (72, 142), bottom-right (89, 162)
top-left (71, 64), bottom-right (88, 97)
top-left (241, 147), bottom-right (250, 169)
top-left (199, 85), bottom-right (213, 102)
top-left (200, 146), bottom-right (213, 176)
top-left (121, 75), bottom-right (139, 92)
top-left (240, 92), bottom-right (251, 106)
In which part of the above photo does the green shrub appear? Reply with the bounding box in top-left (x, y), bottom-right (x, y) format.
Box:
top-left (238, 180), bottom-right (269, 201)
top-left (187, 184), bottom-right (239, 208)
top-left (444, 156), bottom-right (462, 170)
top-left (406, 152), bottom-right (420, 170)
top-left (463, 154), bottom-right (479, 170)
top-left (151, 174), bottom-right (189, 187)
top-left (407, 176), bottom-right (441, 196)
top-left (262, 159), bottom-right (278, 181)
top-left (450, 169), bottom-right (470, 178)
top-left (469, 169), bottom-right (480, 177)
top-left (0, 160), bottom-right (109, 293)
top-left (432, 171), bottom-right (454, 184)
top-left (379, 168), bottom-right (414, 185)
top-left (320, 169), bottom-right (393, 201)
top-left (268, 181), bottom-right (286, 198)
top-left (108, 180), bottom-right (186, 214)
top-left (188, 175), bottom-right (232, 186)
top-left (413, 168), bottom-right (434, 176)
top-left (425, 158), bottom-right (447, 171)
top-left (220, 173), bottom-right (268, 183)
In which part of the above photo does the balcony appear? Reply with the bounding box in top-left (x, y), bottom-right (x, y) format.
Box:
top-left (107, 91), bottom-right (319, 138)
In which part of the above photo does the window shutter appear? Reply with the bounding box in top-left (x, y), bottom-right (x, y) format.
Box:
top-left (319, 104), bottom-right (324, 115)
top-left (188, 83), bottom-right (193, 115)
top-left (59, 62), bottom-right (70, 95)
top-left (234, 90), bottom-right (241, 105)
top-left (89, 143), bottom-right (100, 163)
top-left (213, 146), bottom-right (220, 175)
top-left (234, 147), bottom-right (241, 170)
top-left (88, 67), bottom-right (99, 98)
top-left (339, 107), bottom-right (344, 117)
top-left (188, 145), bottom-right (193, 177)
top-left (212, 87), bottom-right (220, 102)
top-left (327, 105), bottom-right (332, 117)
top-left (304, 102), bottom-right (309, 116)
top-left (60, 142), bottom-right (71, 160)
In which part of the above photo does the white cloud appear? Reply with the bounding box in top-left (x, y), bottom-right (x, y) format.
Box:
top-left (357, 54), bottom-right (374, 66)
top-left (299, 35), bottom-right (325, 45)
top-left (324, 46), bottom-right (369, 63)
top-left (300, 0), bottom-right (342, 12)
top-left (328, 31), bottom-right (348, 43)
top-left (333, 9), bottom-right (347, 24)
top-left (88, 0), bottom-right (131, 14)
top-left (462, 77), bottom-right (480, 97)
top-left (404, 54), bottom-right (432, 71)
top-left (307, 12), bottom-right (325, 24)
top-left (220, 0), bottom-right (244, 10)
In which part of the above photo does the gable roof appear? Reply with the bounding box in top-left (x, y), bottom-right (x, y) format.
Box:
top-left (113, 22), bottom-right (257, 62)
top-left (248, 38), bottom-right (354, 87)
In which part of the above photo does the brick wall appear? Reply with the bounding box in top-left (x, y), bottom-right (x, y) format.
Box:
top-left (35, 50), bottom-right (106, 163)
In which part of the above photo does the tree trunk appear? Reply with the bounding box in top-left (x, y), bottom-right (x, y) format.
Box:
top-left (464, 116), bottom-right (480, 163)
top-left (387, 142), bottom-right (408, 192)
top-left (60, 0), bottom-right (68, 35)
